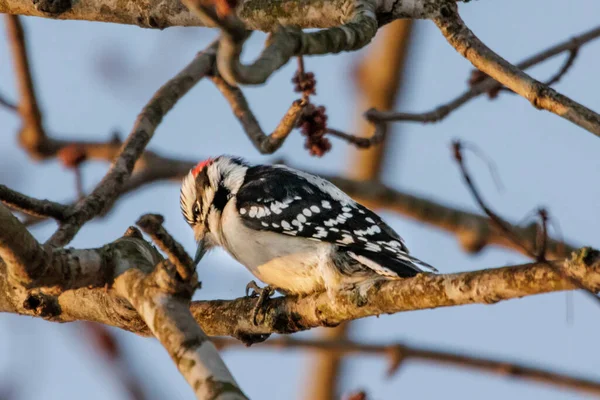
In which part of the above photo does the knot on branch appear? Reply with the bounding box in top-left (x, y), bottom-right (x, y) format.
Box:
top-left (32, 0), bottom-right (72, 15)
top-left (23, 291), bottom-right (61, 319)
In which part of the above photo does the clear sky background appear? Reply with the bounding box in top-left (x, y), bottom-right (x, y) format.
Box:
top-left (1, 0), bottom-right (600, 398)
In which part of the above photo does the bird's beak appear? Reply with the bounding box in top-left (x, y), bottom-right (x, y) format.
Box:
top-left (194, 238), bottom-right (207, 266)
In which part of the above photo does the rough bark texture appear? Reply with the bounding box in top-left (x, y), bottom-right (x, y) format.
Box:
top-left (0, 0), bottom-right (454, 30)
top-left (115, 266), bottom-right (247, 400)
top-left (0, 220), bottom-right (597, 339)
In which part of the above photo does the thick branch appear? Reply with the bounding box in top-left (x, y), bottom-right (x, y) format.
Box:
top-left (190, 249), bottom-right (600, 336)
top-left (46, 43), bottom-right (218, 247)
top-left (0, 210), bottom-right (596, 338)
top-left (433, 4), bottom-right (600, 137)
top-left (185, 0), bottom-right (378, 85)
top-left (0, 0), bottom-right (453, 30)
top-left (215, 337), bottom-right (600, 397)
top-left (115, 264), bottom-right (247, 399)
top-left (0, 206), bottom-right (244, 398)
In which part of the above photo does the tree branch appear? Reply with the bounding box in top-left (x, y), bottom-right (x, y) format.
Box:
top-left (5, 15), bottom-right (47, 158)
top-left (114, 263), bottom-right (247, 399)
top-left (0, 204), bottom-right (597, 339)
top-left (184, 0), bottom-right (378, 85)
top-left (367, 24), bottom-right (600, 124)
top-left (46, 43), bottom-right (218, 247)
top-left (215, 337), bottom-right (600, 397)
top-left (433, 4), bottom-right (600, 137)
top-left (135, 213), bottom-right (195, 282)
top-left (0, 207), bottom-right (245, 398)
top-left (209, 74), bottom-right (306, 153)
top-left (0, 184), bottom-right (69, 220)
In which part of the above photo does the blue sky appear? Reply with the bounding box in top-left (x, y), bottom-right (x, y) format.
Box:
top-left (1, 0), bottom-right (600, 398)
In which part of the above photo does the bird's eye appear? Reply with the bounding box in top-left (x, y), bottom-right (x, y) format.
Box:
top-left (193, 203), bottom-right (200, 220)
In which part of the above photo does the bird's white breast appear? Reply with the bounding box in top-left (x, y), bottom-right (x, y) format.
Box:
top-left (215, 200), bottom-right (331, 295)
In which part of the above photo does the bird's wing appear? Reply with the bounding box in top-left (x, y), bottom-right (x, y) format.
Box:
top-left (235, 165), bottom-right (436, 277)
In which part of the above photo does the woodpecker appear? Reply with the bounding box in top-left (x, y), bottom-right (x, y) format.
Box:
top-left (180, 156), bottom-right (436, 316)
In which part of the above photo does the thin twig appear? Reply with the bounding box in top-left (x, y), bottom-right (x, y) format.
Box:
top-left (472, 46), bottom-right (580, 98)
top-left (452, 141), bottom-right (600, 305)
top-left (368, 25), bottom-right (600, 125)
top-left (325, 126), bottom-right (385, 149)
top-left (536, 208), bottom-right (549, 261)
top-left (135, 214), bottom-right (195, 281)
top-left (434, 5), bottom-right (600, 137)
top-left (0, 92), bottom-right (17, 111)
top-left (0, 184), bottom-right (68, 221)
top-left (214, 337), bottom-right (600, 397)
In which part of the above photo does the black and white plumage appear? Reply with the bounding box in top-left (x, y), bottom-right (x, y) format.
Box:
top-left (180, 156), bottom-right (436, 297)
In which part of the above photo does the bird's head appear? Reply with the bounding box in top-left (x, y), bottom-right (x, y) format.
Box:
top-left (180, 155), bottom-right (248, 265)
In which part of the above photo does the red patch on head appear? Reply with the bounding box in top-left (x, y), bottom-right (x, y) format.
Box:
top-left (192, 158), bottom-right (213, 177)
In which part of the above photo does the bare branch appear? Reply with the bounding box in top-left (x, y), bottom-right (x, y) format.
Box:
top-left (451, 141), bottom-right (600, 305)
top-left (114, 263), bottom-right (247, 400)
top-left (136, 214), bottom-right (195, 282)
top-left (209, 74), bottom-right (306, 153)
top-left (325, 126), bottom-right (384, 149)
top-left (433, 4), bottom-right (600, 137)
top-left (184, 0), bottom-right (378, 85)
top-left (0, 0), bottom-right (459, 30)
top-left (189, 248), bottom-right (600, 337)
top-left (47, 43), bottom-right (218, 247)
top-left (0, 91), bottom-right (18, 111)
top-left (0, 184), bottom-right (68, 221)
top-left (0, 203), bottom-right (160, 289)
top-left (368, 25), bottom-right (600, 124)
top-left (5, 15), bottom-right (47, 158)
top-left (0, 208), bottom-right (596, 339)
top-left (215, 337), bottom-right (600, 397)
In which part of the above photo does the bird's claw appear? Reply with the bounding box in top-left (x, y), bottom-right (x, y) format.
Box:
top-left (245, 280), bottom-right (275, 325)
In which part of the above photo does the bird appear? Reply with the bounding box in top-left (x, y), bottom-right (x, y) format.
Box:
top-left (180, 156), bottom-right (436, 321)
